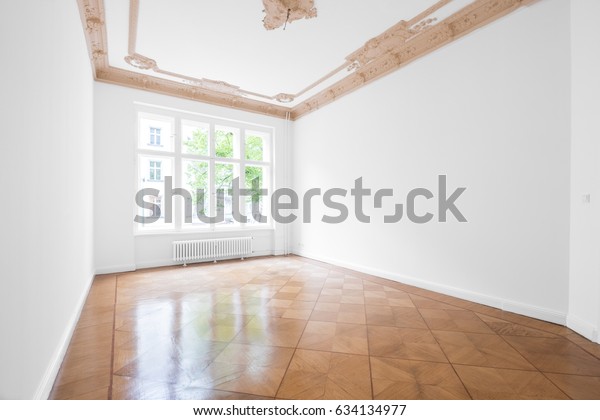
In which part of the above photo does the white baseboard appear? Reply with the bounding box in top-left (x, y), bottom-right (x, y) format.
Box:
top-left (251, 250), bottom-right (280, 258)
top-left (95, 264), bottom-right (136, 275)
top-left (33, 272), bottom-right (96, 400)
top-left (294, 249), bottom-right (568, 326)
top-left (567, 315), bottom-right (599, 343)
top-left (135, 259), bottom-right (176, 270)
top-left (132, 251), bottom-right (277, 272)
top-left (503, 300), bottom-right (566, 326)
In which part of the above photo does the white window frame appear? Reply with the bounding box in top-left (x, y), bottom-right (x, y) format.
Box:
top-left (135, 105), bottom-right (274, 235)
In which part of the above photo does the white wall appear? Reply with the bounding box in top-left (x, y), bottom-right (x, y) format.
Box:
top-left (292, 0), bottom-right (571, 323)
top-left (94, 83), bottom-right (291, 274)
top-left (568, 0), bottom-right (600, 342)
top-left (0, 0), bottom-right (593, 403)
top-left (0, 1), bottom-right (95, 399)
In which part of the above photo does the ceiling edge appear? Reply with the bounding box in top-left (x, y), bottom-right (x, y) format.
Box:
top-left (97, 66), bottom-right (291, 119)
top-left (290, 0), bottom-right (534, 120)
top-left (77, 0), bottom-right (535, 121)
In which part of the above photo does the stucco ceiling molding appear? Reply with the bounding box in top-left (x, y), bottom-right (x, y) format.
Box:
top-left (77, 0), bottom-right (290, 118)
top-left (290, 0), bottom-right (536, 119)
top-left (78, 0), bottom-right (108, 75)
top-left (262, 0), bottom-right (318, 31)
top-left (76, 0), bottom-right (535, 120)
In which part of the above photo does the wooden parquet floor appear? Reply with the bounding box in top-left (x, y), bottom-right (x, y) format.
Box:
top-left (50, 256), bottom-right (600, 400)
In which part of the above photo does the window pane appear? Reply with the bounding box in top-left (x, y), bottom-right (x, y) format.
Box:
top-left (182, 121), bottom-right (209, 156)
top-left (149, 127), bottom-right (161, 146)
top-left (139, 115), bottom-right (173, 151)
top-left (215, 127), bottom-right (239, 159)
top-left (149, 160), bottom-right (162, 181)
top-left (182, 160), bottom-right (210, 228)
top-left (245, 133), bottom-right (264, 161)
top-left (245, 166), bottom-right (265, 224)
top-left (136, 110), bottom-right (272, 232)
top-left (137, 156), bottom-right (173, 230)
top-left (215, 162), bottom-right (237, 225)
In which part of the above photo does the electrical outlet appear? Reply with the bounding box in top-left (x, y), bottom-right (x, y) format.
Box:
top-left (582, 194), bottom-right (591, 204)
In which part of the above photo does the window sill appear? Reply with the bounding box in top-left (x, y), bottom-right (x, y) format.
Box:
top-left (134, 225), bottom-right (275, 237)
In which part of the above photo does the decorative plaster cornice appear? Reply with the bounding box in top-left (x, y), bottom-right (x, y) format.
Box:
top-left (76, 0), bottom-right (290, 119)
top-left (78, 0), bottom-right (108, 76)
top-left (101, 66), bottom-right (291, 119)
top-left (76, 0), bottom-right (536, 120)
top-left (262, 0), bottom-right (318, 31)
top-left (289, 0), bottom-right (535, 119)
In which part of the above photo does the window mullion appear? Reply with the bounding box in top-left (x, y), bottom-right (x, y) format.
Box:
top-left (240, 128), bottom-right (246, 227)
top-left (174, 117), bottom-right (182, 230)
top-left (209, 122), bottom-right (216, 231)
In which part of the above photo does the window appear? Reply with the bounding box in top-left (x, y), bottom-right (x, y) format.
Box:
top-left (149, 127), bottom-right (161, 146)
top-left (135, 109), bottom-right (272, 232)
top-left (139, 115), bottom-right (173, 151)
top-left (149, 160), bottom-right (162, 181)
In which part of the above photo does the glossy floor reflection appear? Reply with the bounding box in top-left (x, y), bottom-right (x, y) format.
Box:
top-left (50, 256), bottom-right (600, 400)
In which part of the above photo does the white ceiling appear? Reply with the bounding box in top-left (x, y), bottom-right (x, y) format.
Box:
top-left (88, 0), bottom-right (512, 117)
top-left (104, 0), bottom-right (449, 104)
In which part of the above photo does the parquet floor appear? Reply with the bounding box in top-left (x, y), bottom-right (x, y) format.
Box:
top-left (50, 256), bottom-right (600, 400)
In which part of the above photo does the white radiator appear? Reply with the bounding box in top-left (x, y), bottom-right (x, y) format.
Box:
top-left (173, 237), bottom-right (252, 265)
